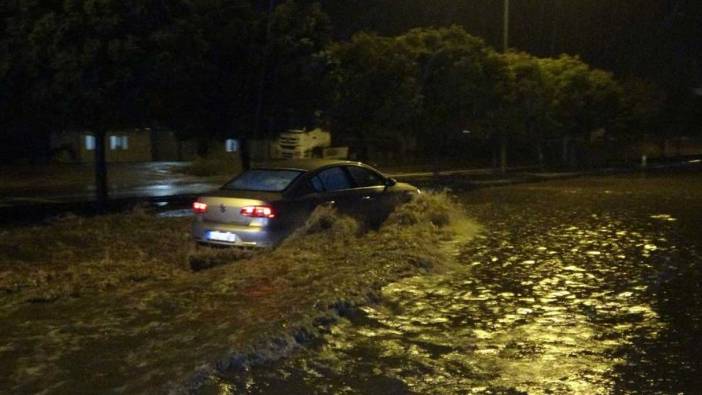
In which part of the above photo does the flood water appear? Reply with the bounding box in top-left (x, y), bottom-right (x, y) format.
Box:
top-left (209, 172), bottom-right (702, 394)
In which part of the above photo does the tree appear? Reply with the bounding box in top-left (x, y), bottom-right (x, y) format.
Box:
top-left (498, 51), bottom-right (555, 168)
top-left (9, 0), bottom-right (200, 210)
top-left (325, 26), bottom-right (509, 165)
top-left (397, 26), bottom-right (508, 170)
top-left (615, 78), bottom-right (665, 141)
top-left (157, 0), bottom-right (331, 167)
top-left (263, 0), bottom-right (332, 135)
top-left (1, 0), bottom-right (62, 163)
top-left (153, 0), bottom-right (260, 156)
top-left (324, 32), bottom-right (420, 160)
top-left (538, 55), bottom-right (622, 167)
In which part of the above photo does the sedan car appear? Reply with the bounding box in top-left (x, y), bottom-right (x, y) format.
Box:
top-left (192, 159), bottom-right (419, 247)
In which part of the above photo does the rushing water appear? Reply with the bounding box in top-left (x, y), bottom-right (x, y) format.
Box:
top-left (208, 173), bottom-right (702, 394)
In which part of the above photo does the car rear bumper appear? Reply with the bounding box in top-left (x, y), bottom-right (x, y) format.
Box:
top-left (192, 220), bottom-right (283, 248)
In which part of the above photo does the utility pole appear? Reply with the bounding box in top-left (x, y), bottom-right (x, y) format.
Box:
top-left (498, 0), bottom-right (509, 173)
top-left (94, 130), bottom-right (108, 212)
top-left (503, 0), bottom-right (510, 52)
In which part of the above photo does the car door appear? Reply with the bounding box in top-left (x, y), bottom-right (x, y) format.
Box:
top-left (311, 166), bottom-right (358, 215)
top-left (275, 168), bottom-right (348, 231)
top-left (344, 165), bottom-right (395, 225)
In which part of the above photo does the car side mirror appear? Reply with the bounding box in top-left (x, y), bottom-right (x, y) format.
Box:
top-left (384, 177), bottom-right (397, 187)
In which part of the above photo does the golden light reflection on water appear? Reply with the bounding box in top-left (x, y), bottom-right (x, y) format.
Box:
top-left (218, 179), bottom-right (700, 395)
top-left (255, 215), bottom-right (671, 395)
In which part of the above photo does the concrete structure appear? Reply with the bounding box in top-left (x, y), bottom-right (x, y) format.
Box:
top-left (273, 128), bottom-right (333, 159)
top-left (217, 129), bottom-right (348, 161)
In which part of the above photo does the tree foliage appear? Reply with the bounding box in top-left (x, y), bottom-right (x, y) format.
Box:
top-left (497, 52), bottom-right (553, 138)
top-left (399, 26), bottom-right (508, 141)
top-left (538, 55), bottom-right (621, 138)
top-left (264, 0), bottom-right (331, 132)
top-left (614, 77), bottom-right (666, 142)
top-left (324, 32), bottom-right (420, 158)
top-left (325, 26), bottom-right (508, 160)
top-left (323, 25), bottom-right (663, 167)
top-left (155, 0), bottom-right (260, 145)
top-left (23, 0), bottom-right (199, 130)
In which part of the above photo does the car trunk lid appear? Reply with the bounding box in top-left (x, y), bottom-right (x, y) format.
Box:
top-left (198, 191), bottom-right (281, 225)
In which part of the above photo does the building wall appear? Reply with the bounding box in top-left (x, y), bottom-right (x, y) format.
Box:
top-left (109, 131), bottom-right (151, 162)
top-left (150, 129), bottom-right (198, 161)
top-left (77, 130), bottom-right (151, 162)
top-left (51, 128), bottom-right (195, 163)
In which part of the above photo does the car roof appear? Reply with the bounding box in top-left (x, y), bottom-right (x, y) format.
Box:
top-left (252, 159), bottom-right (368, 172)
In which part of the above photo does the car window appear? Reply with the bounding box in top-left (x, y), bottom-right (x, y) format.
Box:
top-left (222, 169), bottom-right (302, 192)
top-left (309, 175), bottom-right (324, 192)
top-left (346, 166), bottom-right (385, 187)
top-left (316, 167), bottom-right (352, 191)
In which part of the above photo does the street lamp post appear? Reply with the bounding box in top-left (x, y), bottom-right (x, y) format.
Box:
top-left (498, 0), bottom-right (509, 173)
top-left (503, 0), bottom-right (509, 52)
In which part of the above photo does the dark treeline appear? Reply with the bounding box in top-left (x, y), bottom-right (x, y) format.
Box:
top-left (321, 0), bottom-right (701, 138)
top-left (321, 0), bottom-right (700, 85)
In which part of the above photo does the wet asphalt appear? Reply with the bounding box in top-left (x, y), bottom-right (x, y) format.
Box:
top-left (212, 171), bottom-right (702, 394)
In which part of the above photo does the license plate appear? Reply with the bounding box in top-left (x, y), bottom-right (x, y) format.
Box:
top-left (207, 231), bottom-right (240, 243)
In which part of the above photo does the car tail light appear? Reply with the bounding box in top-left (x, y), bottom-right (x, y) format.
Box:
top-left (192, 201), bottom-right (208, 214)
top-left (240, 205), bottom-right (276, 218)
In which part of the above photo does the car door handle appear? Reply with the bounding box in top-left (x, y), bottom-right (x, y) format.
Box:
top-left (361, 195), bottom-right (374, 200)
top-left (321, 200), bottom-right (335, 208)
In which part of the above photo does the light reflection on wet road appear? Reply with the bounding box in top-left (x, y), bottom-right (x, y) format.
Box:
top-left (0, 162), bottom-right (224, 206)
top-left (214, 173), bottom-right (702, 394)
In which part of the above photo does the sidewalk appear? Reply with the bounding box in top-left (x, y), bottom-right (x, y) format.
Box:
top-left (393, 157), bottom-right (702, 189)
top-left (387, 166), bottom-right (593, 189)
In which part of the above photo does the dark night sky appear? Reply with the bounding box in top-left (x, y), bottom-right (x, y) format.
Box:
top-left (320, 0), bottom-right (701, 88)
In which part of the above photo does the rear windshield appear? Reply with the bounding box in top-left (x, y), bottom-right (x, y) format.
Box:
top-left (222, 169), bottom-right (302, 192)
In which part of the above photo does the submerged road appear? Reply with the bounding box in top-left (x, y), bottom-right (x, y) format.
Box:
top-left (0, 162), bottom-right (224, 207)
top-left (213, 171), bottom-right (702, 394)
